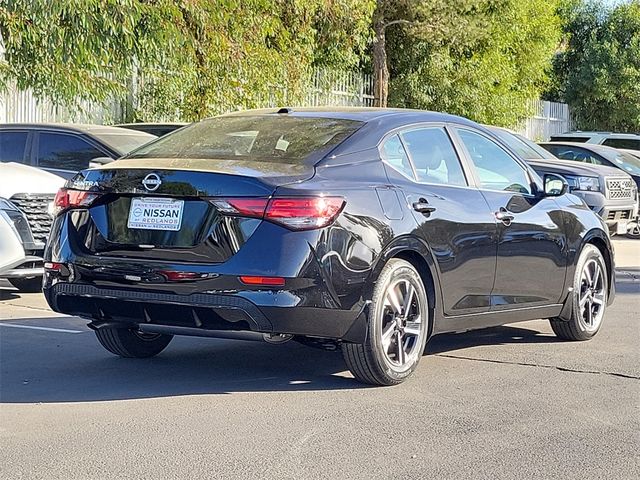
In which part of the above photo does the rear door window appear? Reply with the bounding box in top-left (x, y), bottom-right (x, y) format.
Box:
top-left (602, 138), bottom-right (640, 150)
top-left (400, 128), bottom-right (467, 186)
top-left (0, 131), bottom-right (29, 163)
top-left (37, 133), bottom-right (105, 171)
top-left (380, 134), bottom-right (415, 179)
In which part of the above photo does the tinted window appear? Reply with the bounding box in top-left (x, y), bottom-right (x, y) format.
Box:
top-left (602, 138), bottom-right (640, 150)
top-left (550, 136), bottom-right (590, 143)
top-left (458, 129), bottom-right (531, 194)
top-left (545, 145), bottom-right (605, 165)
top-left (37, 133), bottom-right (104, 171)
top-left (381, 134), bottom-right (414, 179)
top-left (128, 116), bottom-right (363, 164)
top-left (401, 128), bottom-right (467, 186)
top-left (0, 131), bottom-right (29, 163)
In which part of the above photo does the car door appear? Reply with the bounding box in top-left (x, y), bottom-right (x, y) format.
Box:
top-left (381, 125), bottom-right (497, 316)
top-left (34, 131), bottom-right (109, 179)
top-left (453, 127), bottom-right (567, 309)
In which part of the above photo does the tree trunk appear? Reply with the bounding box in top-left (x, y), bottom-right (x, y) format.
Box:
top-left (373, 20), bottom-right (388, 108)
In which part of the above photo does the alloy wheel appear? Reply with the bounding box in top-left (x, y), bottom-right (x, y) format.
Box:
top-left (379, 278), bottom-right (424, 368)
top-left (578, 259), bottom-right (606, 333)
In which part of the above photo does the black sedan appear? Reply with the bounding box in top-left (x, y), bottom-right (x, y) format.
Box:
top-left (43, 108), bottom-right (614, 386)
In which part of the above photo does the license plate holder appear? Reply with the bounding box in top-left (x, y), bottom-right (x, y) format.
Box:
top-left (128, 197), bottom-right (184, 231)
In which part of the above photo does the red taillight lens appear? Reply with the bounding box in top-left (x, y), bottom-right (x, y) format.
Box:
top-left (210, 196), bottom-right (345, 231)
top-left (53, 188), bottom-right (101, 216)
top-left (239, 276), bottom-right (285, 286)
top-left (265, 197), bottom-right (345, 230)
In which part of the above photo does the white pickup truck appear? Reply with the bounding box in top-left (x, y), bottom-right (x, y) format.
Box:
top-left (0, 163), bottom-right (64, 291)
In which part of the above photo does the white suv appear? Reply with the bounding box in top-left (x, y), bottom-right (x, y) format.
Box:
top-left (549, 132), bottom-right (640, 151)
top-left (0, 163), bottom-right (64, 291)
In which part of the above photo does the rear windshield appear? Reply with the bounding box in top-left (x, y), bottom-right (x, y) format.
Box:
top-left (94, 132), bottom-right (157, 155)
top-left (126, 116), bottom-right (363, 164)
top-left (549, 136), bottom-right (590, 143)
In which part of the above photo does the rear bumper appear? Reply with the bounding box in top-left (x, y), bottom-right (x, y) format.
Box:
top-left (43, 282), bottom-right (368, 342)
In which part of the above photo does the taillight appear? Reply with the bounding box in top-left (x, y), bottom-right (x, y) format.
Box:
top-left (210, 197), bottom-right (345, 231)
top-left (53, 188), bottom-right (102, 216)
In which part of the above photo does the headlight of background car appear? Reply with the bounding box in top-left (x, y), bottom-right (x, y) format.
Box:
top-left (565, 175), bottom-right (600, 192)
top-left (0, 197), bottom-right (37, 249)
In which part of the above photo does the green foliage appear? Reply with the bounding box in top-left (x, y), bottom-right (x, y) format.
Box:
top-left (387, 0), bottom-right (561, 127)
top-left (0, 0), bottom-right (374, 121)
top-left (550, 0), bottom-right (640, 131)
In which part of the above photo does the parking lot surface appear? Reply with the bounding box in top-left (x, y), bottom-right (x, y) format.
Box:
top-left (1, 239), bottom-right (638, 479)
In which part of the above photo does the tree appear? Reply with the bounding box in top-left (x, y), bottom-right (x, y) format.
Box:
top-left (549, 0), bottom-right (640, 131)
top-left (0, 1), bottom-right (374, 121)
top-left (370, 0), bottom-right (495, 107)
top-left (386, 0), bottom-right (561, 126)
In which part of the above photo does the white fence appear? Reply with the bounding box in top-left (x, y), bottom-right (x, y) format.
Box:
top-left (516, 100), bottom-right (574, 141)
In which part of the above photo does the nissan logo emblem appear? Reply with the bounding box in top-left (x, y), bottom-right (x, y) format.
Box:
top-left (142, 173), bottom-right (161, 192)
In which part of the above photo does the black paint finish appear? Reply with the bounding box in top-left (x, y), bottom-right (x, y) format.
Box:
top-left (43, 108), bottom-right (614, 344)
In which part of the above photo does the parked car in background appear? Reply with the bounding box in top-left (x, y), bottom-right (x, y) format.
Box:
top-left (621, 149), bottom-right (640, 160)
top-left (0, 163), bottom-right (64, 291)
top-left (487, 127), bottom-right (638, 235)
top-left (549, 131), bottom-right (640, 151)
top-left (0, 123), bottom-right (156, 179)
top-left (116, 122), bottom-right (188, 137)
top-left (44, 108), bottom-right (614, 386)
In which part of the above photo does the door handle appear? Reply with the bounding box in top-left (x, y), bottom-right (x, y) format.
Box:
top-left (495, 207), bottom-right (515, 226)
top-left (412, 199), bottom-right (436, 215)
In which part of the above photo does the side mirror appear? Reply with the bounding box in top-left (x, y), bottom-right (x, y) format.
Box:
top-left (543, 173), bottom-right (569, 197)
top-left (88, 156), bottom-right (113, 168)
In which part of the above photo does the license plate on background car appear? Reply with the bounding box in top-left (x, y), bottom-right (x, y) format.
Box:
top-left (616, 221), bottom-right (628, 235)
top-left (128, 198), bottom-right (184, 231)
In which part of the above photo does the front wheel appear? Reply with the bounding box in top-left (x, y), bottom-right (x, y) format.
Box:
top-left (95, 327), bottom-right (173, 358)
top-left (550, 244), bottom-right (607, 341)
top-left (342, 259), bottom-right (429, 386)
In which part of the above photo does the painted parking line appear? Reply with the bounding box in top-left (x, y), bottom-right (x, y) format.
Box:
top-left (0, 323), bottom-right (85, 334)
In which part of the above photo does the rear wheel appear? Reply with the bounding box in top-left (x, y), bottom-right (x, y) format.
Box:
top-left (342, 259), bottom-right (429, 386)
top-left (95, 327), bottom-right (173, 358)
top-left (9, 277), bottom-right (42, 293)
top-left (550, 244), bottom-right (607, 341)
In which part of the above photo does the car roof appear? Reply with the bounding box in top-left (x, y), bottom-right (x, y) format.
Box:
top-left (551, 131), bottom-right (640, 138)
top-left (0, 122), bottom-right (148, 135)
top-left (219, 106), bottom-right (476, 124)
top-left (116, 122), bottom-right (188, 128)
top-left (540, 141), bottom-right (620, 154)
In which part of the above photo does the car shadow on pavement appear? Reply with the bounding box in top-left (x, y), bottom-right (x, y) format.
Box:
top-left (427, 325), bottom-right (560, 355)
top-left (0, 320), bottom-right (563, 403)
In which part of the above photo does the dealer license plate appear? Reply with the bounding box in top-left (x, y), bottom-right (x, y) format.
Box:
top-left (128, 197), bottom-right (184, 231)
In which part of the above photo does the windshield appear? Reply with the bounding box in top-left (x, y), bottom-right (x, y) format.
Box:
top-left (94, 132), bottom-right (157, 155)
top-left (610, 151), bottom-right (640, 175)
top-left (127, 116), bottom-right (363, 164)
top-left (489, 128), bottom-right (545, 159)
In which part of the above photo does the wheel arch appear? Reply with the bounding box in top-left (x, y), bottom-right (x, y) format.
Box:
top-left (581, 228), bottom-right (615, 302)
top-left (367, 235), bottom-right (443, 336)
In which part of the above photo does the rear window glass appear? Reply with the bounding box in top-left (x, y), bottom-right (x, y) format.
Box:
top-left (127, 116), bottom-right (363, 164)
top-left (94, 132), bottom-right (157, 155)
top-left (602, 138), bottom-right (640, 150)
top-left (549, 136), bottom-right (590, 143)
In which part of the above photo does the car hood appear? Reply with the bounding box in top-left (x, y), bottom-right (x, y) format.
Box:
top-left (0, 162), bottom-right (65, 198)
top-left (526, 158), bottom-right (630, 178)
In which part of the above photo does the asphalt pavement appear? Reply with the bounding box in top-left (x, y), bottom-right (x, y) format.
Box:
top-left (1, 239), bottom-right (638, 479)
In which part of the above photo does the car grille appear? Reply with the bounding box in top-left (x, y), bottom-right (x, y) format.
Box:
top-left (605, 177), bottom-right (636, 200)
top-left (606, 210), bottom-right (632, 221)
top-left (9, 193), bottom-right (55, 245)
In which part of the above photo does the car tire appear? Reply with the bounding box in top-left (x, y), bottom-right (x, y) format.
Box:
top-left (8, 277), bottom-right (42, 293)
top-left (549, 244), bottom-right (607, 341)
top-left (342, 259), bottom-right (429, 386)
top-left (95, 327), bottom-right (173, 358)
top-left (626, 221), bottom-right (640, 239)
